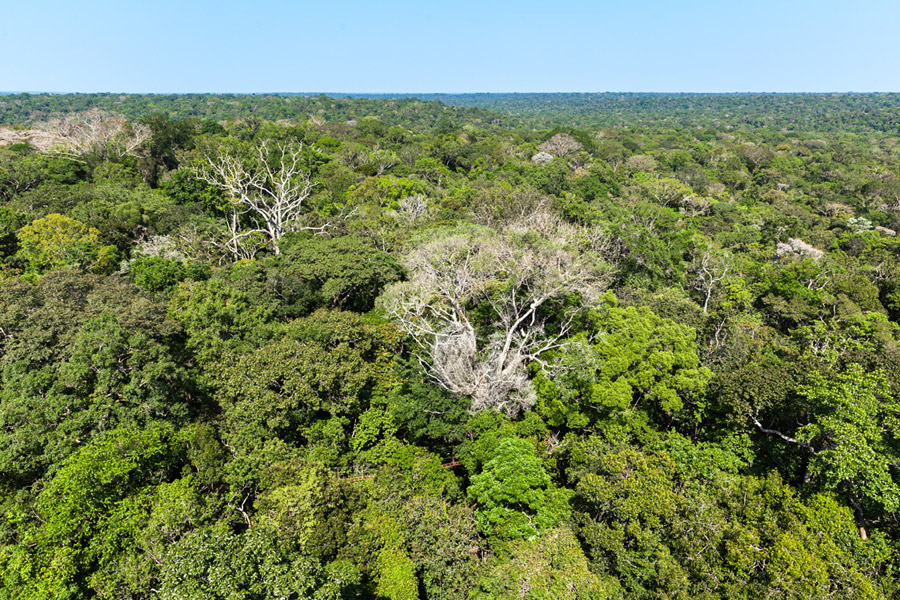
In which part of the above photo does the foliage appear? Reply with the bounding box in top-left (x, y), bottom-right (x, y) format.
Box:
top-left (3, 95), bottom-right (900, 598)
top-left (468, 437), bottom-right (572, 540)
top-left (534, 296), bottom-right (712, 428)
top-left (16, 213), bottom-right (119, 274)
top-left (797, 365), bottom-right (900, 515)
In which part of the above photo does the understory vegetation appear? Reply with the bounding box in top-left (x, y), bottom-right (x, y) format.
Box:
top-left (2, 93), bottom-right (900, 598)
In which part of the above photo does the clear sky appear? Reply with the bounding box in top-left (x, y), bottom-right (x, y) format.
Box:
top-left (2, 0), bottom-right (899, 93)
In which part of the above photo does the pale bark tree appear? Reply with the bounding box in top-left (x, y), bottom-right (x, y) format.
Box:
top-left (691, 248), bottom-right (732, 313)
top-left (373, 148), bottom-right (399, 175)
top-left (197, 139), bottom-right (317, 257)
top-left (41, 109), bottom-right (150, 163)
top-left (396, 195), bottom-right (428, 223)
top-left (0, 126), bottom-right (61, 152)
top-left (625, 154), bottom-right (658, 172)
top-left (633, 176), bottom-right (693, 207)
top-left (380, 211), bottom-right (611, 416)
top-left (538, 133), bottom-right (583, 158)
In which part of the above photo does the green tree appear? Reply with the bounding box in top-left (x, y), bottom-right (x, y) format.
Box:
top-left (16, 213), bottom-right (119, 274)
top-left (468, 437), bottom-right (572, 540)
top-left (215, 310), bottom-right (397, 457)
top-left (0, 272), bottom-right (194, 482)
top-left (797, 365), bottom-right (900, 529)
top-left (534, 296), bottom-right (712, 428)
top-left (279, 234), bottom-right (404, 312)
top-left (474, 527), bottom-right (610, 600)
top-left (0, 425), bottom-right (178, 598)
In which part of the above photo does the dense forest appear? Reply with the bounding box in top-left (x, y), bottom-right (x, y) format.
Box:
top-left (6, 92), bottom-right (900, 132)
top-left (2, 93), bottom-right (900, 598)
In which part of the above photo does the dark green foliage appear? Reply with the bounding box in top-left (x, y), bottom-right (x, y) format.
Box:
top-left (0, 272), bottom-right (196, 483)
top-left (0, 207), bottom-right (24, 257)
top-left (3, 96), bottom-right (900, 599)
top-left (279, 234), bottom-right (405, 312)
top-left (161, 168), bottom-right (225, 208)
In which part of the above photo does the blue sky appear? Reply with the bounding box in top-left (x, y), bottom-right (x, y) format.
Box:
top-left (2, 0), bottom-right (899, 93)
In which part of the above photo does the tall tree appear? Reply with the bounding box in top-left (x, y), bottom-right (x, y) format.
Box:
top-left (381, 212), bottom-right (610, 416)
top-left (197, 139), bottom-right (316, 258)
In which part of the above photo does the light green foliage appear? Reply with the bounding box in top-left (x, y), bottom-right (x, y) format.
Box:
top-left (353, 467), bottom-right (480, 600)
top-left (569, 437), bottom-right (894, 600)
top-left (848, 216), bottom-right (874, 232)
top-left (254, 460), bottom-right (360, 562)
top-left (574, 445), bottom-right (687, 596)
top-left (468, 437), bottom-right (572, 540)
top-left (798, 365), bottom-right (900, 513)
top-left (154, 527), bottom-right (359, 600)
top-left (534, 296), bottom-right (712, 427)
top-left (16, 213), bottom-right (119, 274)
top-left (375, 535), bottom-right (418, 600)
top-left (757, 257), bottom-right (834, 326)
top-left (474, 528), bottom-right (610, 600)
top-left (796, 311), bottom-right (898, 368)
top-left (632, 176), bottom-right (694, 206)
top-left (87, 474), bottom-right (218, 597)
top-left (577, 447), bottom-right (680, 529)
top-left (457, 411), bottom-right (550, 475)
top-left (346, 175), bottom-right (427, 207)
top-left (0, 425), bottom-right (177, 598)
top-left (394, 496), bottom-right (481, 600)
top-left (354, 509), bottom-right (419, 600)
top-left (130, 255), bottom-right (188, 291)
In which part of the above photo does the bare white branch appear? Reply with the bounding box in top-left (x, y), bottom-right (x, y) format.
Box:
top-left (380, 210), bottom-right (611, 416)
top-left (196, 139), bottom-right (319, 258)
top-left (691, 247), bottom-right (733, 313)
top-left (39, 109), bottom-right (150, 163)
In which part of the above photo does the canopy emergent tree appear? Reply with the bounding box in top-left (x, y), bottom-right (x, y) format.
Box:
top-left (381, 211), bottom-right (610, 416)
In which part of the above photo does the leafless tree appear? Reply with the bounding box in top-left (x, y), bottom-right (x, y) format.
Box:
top-left (538, 133), bottom-right (583, 158)
top-left (679, 195), bottom-right (713, 217)
top-left (396, 195), bottom-right (428, 224)
top-left (380, 212), bottom-right (611, 416)
top-left (634, 176), bottom-right (692, 207)
top-left (373, 148), bottom-right (399, 175)
top-left (338, 143), bottom-right (371, 169)
top-left (197, 139), bottom-right (316, 257)
top-left (691, 248), bottom-right (732, 313)
top-left (0, 126), bottom-right (61, 152)
top-left (625, 154), bottom-right (658, 172)
top-left (40, 109), bottom-right (150, 163)
top-left (469, 186), bottom-right (548, 228)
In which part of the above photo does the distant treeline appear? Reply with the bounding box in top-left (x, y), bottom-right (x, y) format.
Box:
top-left (0, 93), bottom-right (507, 131)
top-left (4, 92), bottom-right (900, 133)
top-left (414, 92), bottom-right (900, 132)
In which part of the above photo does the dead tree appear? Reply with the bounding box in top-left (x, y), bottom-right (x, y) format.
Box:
top-left (197, 140), bottom-right (316, 258)
top-left (41, 109), bottom-right (150, 163)
top-left (380, 211), bottom-right (611, 416)
top-left (692, 248), bottom-right (732, 313)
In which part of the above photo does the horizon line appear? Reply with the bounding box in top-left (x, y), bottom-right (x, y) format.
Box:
top-left (2, 90), bottom-right (899, 96)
